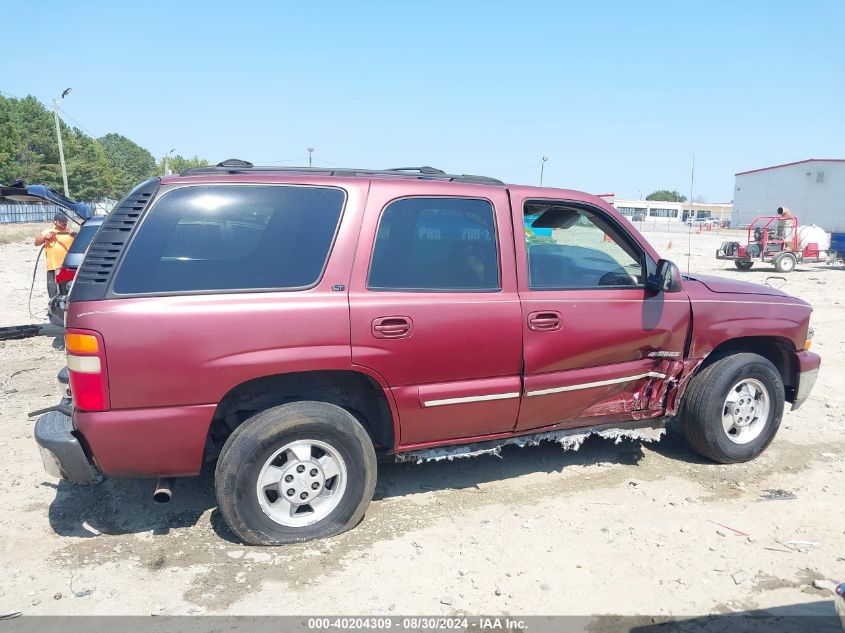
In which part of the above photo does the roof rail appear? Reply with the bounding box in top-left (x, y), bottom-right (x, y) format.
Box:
top-left (179, 160), bottom-right (504, 185)
top-left (387, 166), bottom-right (446, 175)
top-left (218, 158), bottom-right (254, 168)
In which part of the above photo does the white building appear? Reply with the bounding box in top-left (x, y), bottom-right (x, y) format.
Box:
top-left (610, 197), bottom-right (732, 224)
top-left (732, 159), bottom-right (845, 231)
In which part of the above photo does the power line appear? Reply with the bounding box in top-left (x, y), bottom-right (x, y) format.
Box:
top-left (0, 89), bottom-right (53, 112)
top-left (1, 88), bottom-right (100, 139)
top-left (492, 161), bottom-right (542, 177)
top-left (56, 106), bottom-right (99, 139)
top-left (311, 157), bottom-right (343, 167)
top-left (259, 157), bottom-right (310, 165)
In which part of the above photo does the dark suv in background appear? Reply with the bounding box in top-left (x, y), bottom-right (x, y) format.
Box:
top-left (48, 216), bottom-right (104, 326)
top-left (35, 161), bottom-right (819, 545)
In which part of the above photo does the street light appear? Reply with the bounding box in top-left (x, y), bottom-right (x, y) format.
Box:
top-left (308, 147), bottom-right (314, 168)
top-left (540, 156), bottom-right (548, 186)
top-left (164, 148), bottom-right (175, 176)
top-left (52, 88), bottom-right (72, 196)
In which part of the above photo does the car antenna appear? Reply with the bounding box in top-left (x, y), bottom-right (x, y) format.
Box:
top-left (687, 154), bottom-right (695, 274)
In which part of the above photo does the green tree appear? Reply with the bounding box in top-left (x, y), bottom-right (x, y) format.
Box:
top-left (158, 154), bottom-right (211, 175)
top-left (0, 93), bottom-right (211, 201)
top-left (7, 95), bottom-right (63, 189)
top-left (64, 128), bottom-right (115, 201)
top-left (0, 97), bottom-right (21, 184)
top-left (100, 133), bottom-right (157, 199)
top-left (646, 189), bottom-right (687, 202)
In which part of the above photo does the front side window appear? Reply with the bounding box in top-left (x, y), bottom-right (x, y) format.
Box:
top-left (368, 197), bottom-right (499, 291)
top-left (113, 185), bottom-right (344, 294)
top-left (524, 201), bottom-right (644, 289)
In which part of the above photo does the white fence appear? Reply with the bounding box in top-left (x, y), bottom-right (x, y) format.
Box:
top-left (0, 204), bottom-right (65, 224)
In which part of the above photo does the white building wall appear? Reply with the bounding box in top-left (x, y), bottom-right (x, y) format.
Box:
top-left (732, 160), bottom-right (845, 232)
top-left (613, 199), bottom-right (732, 223)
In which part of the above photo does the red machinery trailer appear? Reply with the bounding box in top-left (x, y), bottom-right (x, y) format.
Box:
top-left (717, 215), bottom-right (826, 273)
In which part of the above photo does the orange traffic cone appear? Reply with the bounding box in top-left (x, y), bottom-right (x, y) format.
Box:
top-left (667, 240), bottom-right (672, 249)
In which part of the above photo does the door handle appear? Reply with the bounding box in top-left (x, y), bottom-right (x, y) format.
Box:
top-left (372, 316), bottom-right (413, 339)
top-left (528, 311), bottom-right (562, 332)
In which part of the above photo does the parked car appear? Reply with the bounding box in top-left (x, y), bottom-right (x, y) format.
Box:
top-left (631, 213), bottom-right (645, 222)
top-left (836, 583), bottom-right (845, 631)
top-left (686, 217), bottom-right (713, 228)
top-left (48, 216), bottom-right (105, 326)
top-left (35, 161), bottom-right (820, 545)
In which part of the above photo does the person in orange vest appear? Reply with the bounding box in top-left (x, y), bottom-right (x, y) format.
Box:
top-left (34, 212), bottom-right (77, 298)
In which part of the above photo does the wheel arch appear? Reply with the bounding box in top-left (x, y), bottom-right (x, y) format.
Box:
top-left (692, 335), bottom-right (797, 402)
top-left (205, 369), bottom-right (397, 463)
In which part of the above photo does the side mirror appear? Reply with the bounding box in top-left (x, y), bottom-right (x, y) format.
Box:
top-left (646, 259), bottom-right (684, 293)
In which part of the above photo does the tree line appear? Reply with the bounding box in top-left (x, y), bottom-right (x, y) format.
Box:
top-left (0, 94), bottom-right (209, 202)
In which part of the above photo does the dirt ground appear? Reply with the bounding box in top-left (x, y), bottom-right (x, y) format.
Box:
top-left (0, 221), bottom-right (842, 618)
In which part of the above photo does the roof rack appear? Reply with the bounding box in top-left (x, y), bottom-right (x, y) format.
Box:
top-left (179, 160), bottom-right (504, 185)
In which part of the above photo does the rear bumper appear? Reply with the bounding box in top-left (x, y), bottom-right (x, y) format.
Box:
top-left (73, 403), bottom-right (215, 477)
top-left (34, 409), bottom-right (101, 484)
top-left (791, 350), bottom-right (821, 411)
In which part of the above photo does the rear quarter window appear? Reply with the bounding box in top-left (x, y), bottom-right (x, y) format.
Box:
top-left (112, 185), bottom-right (345, 294)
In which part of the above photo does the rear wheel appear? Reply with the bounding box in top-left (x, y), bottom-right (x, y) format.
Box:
top-left (680, 353), bottom-right (784, 463)
top-left (734, 260), bottom-right (754, 270)
top-left (774, 252), bottom-right (797, 273)
top-left (215, 401), bottom-right (377, 545)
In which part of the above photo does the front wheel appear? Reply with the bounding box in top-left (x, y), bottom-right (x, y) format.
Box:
top-left (734, 260), bottom-right (754, 270)
top-left (215, 401), bottom-right (377, 545)
top-left (774, 252), bottom-right (797, 273)
top-left (679, 353), bottom-right (784, 463)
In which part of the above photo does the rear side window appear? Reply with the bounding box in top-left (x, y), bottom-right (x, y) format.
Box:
top-left (368, 197), bottom-right (499, 291)
top-left (113, 185), bottom-right (344, 294)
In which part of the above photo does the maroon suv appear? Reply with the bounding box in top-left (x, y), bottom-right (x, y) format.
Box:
top-left (35, 161), bottom-right (820, 545)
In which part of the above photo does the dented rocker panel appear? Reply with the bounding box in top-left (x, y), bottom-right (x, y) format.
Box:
top-left (395, 418), bottom-right (668, 463)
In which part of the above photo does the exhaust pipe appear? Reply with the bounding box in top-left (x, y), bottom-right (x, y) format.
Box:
top-left (153, 478), bottom-right (174, 503)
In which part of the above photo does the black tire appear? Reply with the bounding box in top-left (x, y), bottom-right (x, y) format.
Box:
top-left (774, 253), bottom-right (797, 273)
top-left (215, 401), bottom-right (377, 545)
top-left (0, 324), bottom-right (41, 341)
top-left (679, 353), bottom-right (784, 464)
top-left (734, 260), bottom-right (754, 270)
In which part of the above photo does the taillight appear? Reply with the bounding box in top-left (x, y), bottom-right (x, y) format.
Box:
top-left (55, 266), bottom-right (76, 285)
top-left (65, 329), bottom-right (110, 411)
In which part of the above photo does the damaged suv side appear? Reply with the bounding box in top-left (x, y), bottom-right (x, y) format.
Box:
top-left (35, 162), bottom-right (820, 545)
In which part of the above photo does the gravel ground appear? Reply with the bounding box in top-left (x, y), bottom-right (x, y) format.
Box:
top-left (0, 223), bottom-right (842, 618)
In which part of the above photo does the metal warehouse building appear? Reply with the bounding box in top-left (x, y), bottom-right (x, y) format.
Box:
top-left (732, 159), bottom-right (845, 231)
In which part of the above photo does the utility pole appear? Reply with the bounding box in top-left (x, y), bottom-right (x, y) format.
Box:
top-left (52, 88), bottom-right (72, 197)
top-left (540, 156), bottom-right (548, 186)
top-left (687, 154), bottom-right (695, 273)
top-left (164, 148), bottom-right (175, 176)
top-left (308, 147), bottom-right (314, 167)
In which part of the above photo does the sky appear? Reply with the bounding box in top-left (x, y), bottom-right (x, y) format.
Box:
top-left (2, 0), bottom-right (843, 201)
